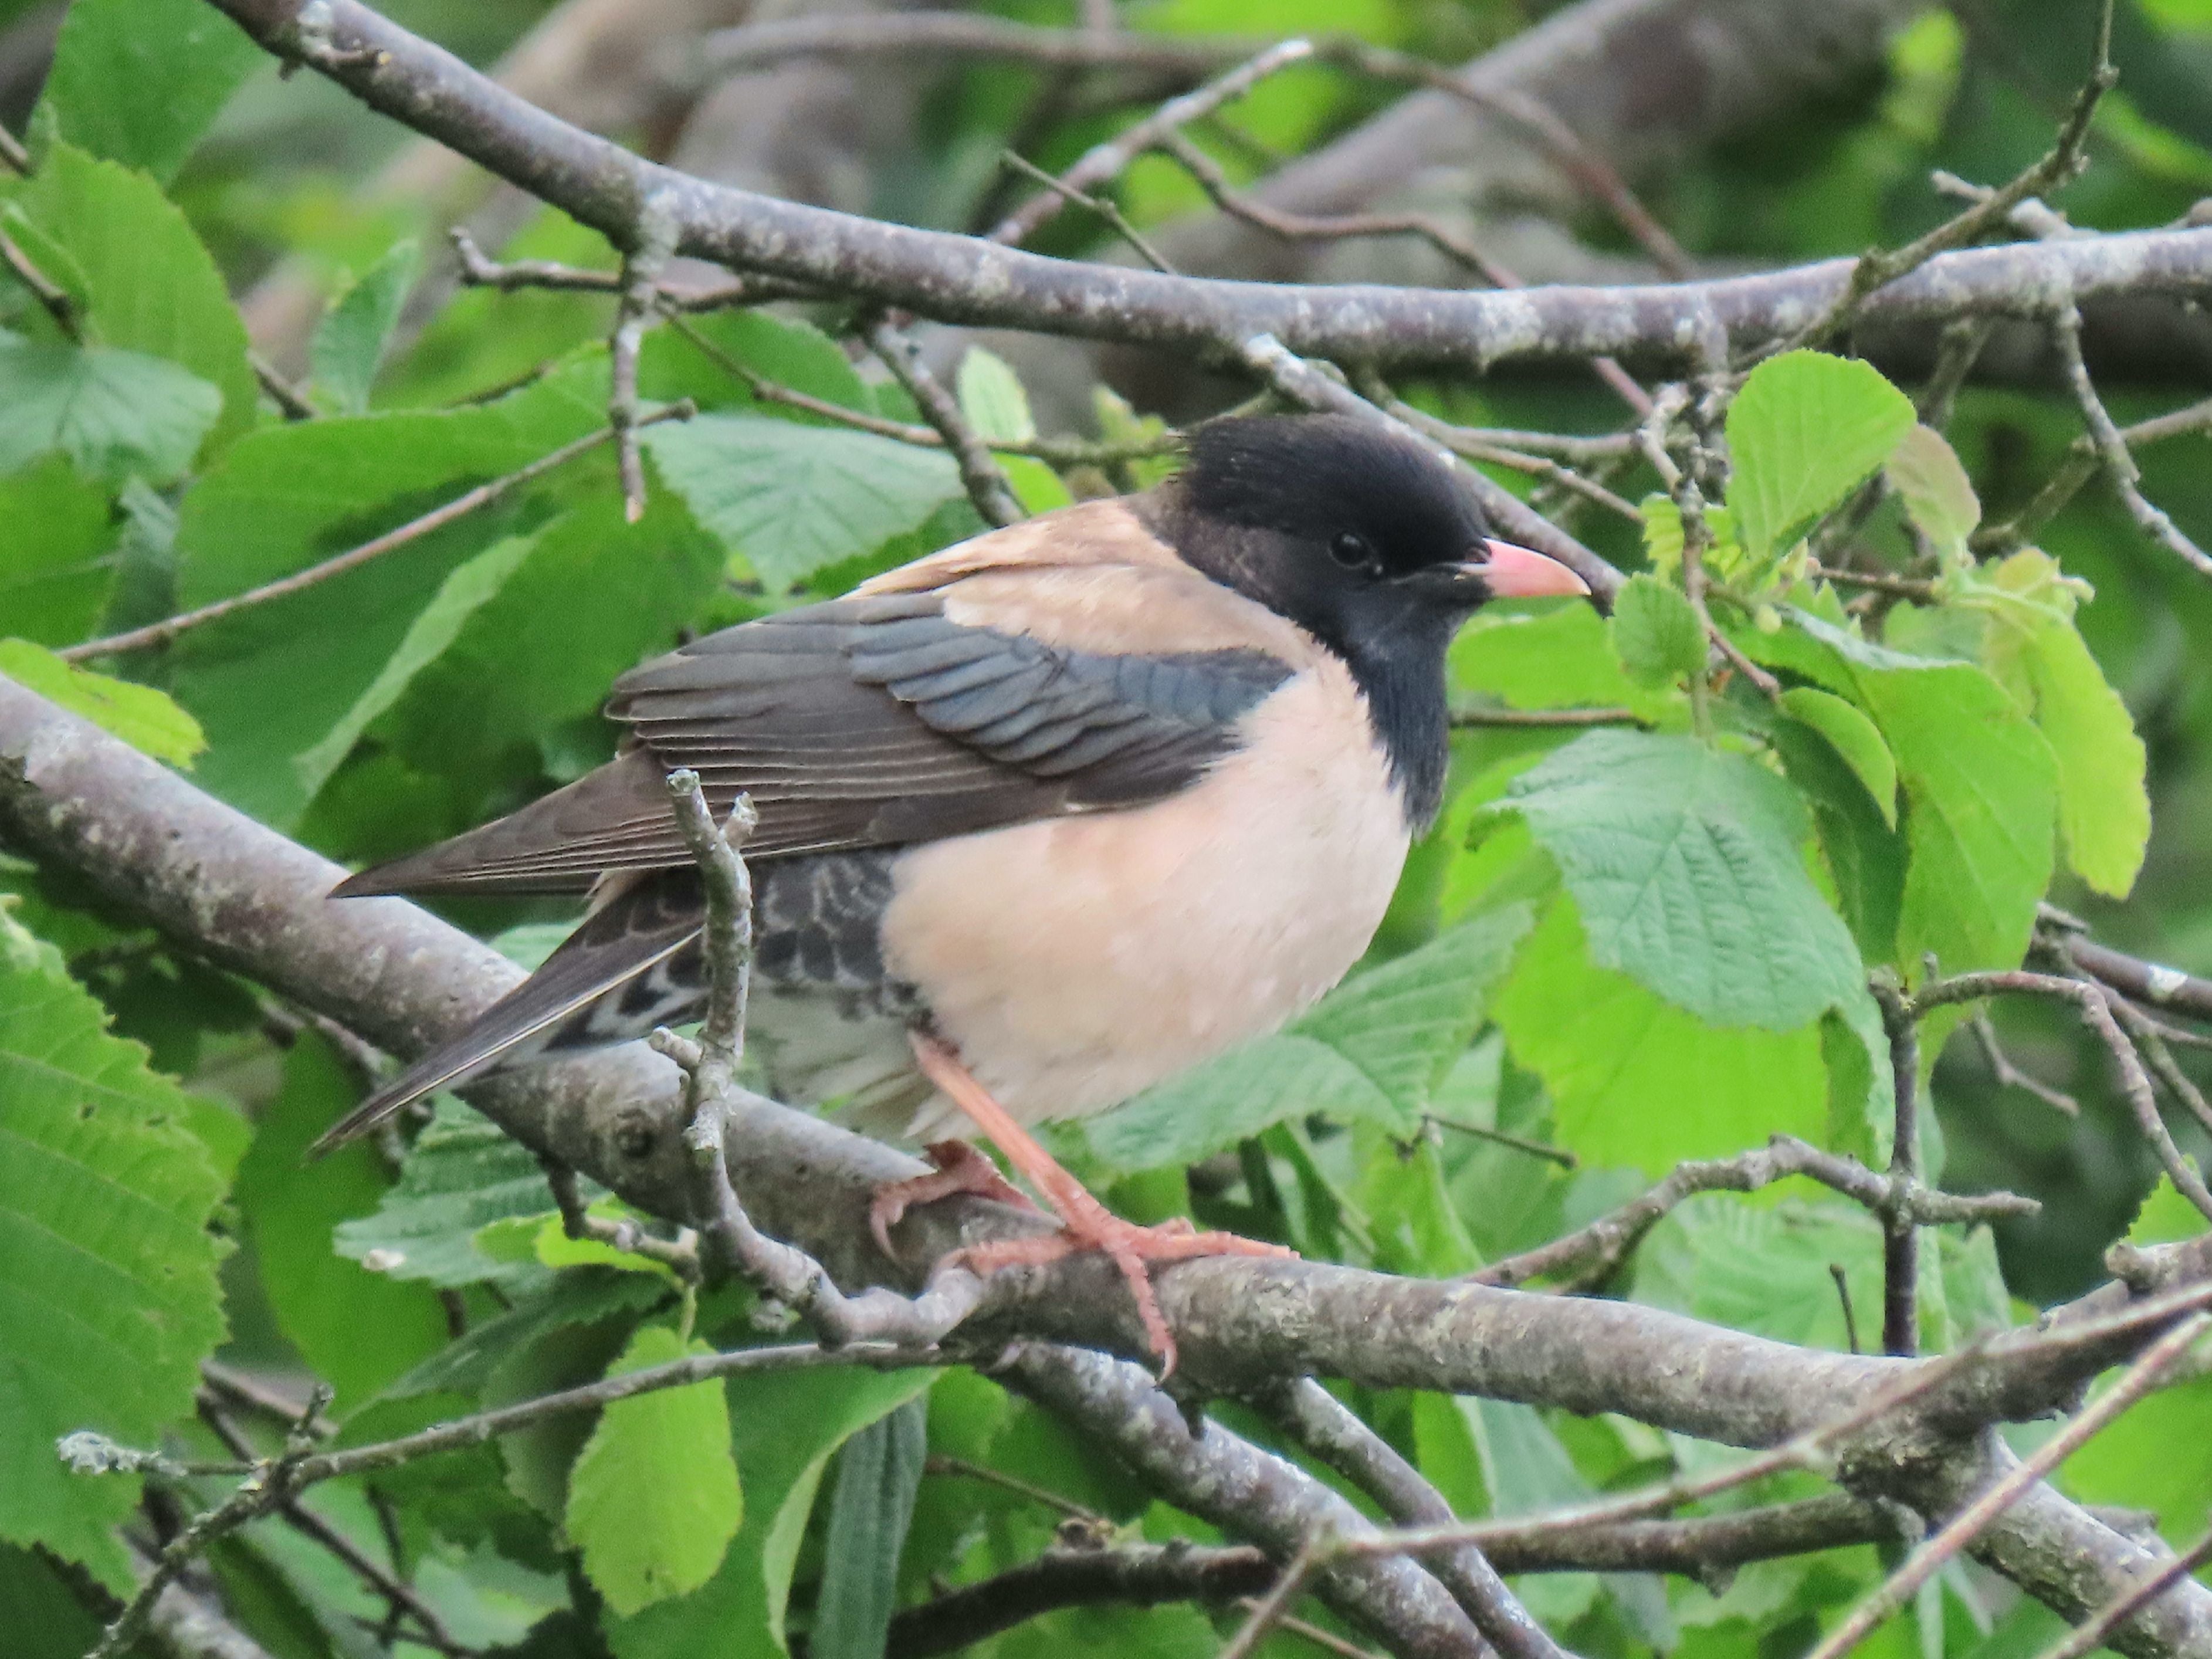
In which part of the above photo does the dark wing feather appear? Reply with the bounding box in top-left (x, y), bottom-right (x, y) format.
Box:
top-left (306, 873), bottom-right (702, 1153)
top-left (336, 589), bottom-right (1293, 898)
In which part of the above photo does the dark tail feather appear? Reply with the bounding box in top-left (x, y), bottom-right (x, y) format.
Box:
top-left (308, 874), bottom-right (704, 1156)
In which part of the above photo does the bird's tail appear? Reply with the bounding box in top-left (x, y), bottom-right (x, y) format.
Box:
top-left (310, 872), bottom-right (705, 1156)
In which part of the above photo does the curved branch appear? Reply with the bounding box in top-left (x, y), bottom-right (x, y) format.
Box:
top-left (202, 0), bottom-right (2212, 378)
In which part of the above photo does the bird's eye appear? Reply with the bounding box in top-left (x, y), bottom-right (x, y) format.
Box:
top-left (1329, 531), bottom-right (1374, 570)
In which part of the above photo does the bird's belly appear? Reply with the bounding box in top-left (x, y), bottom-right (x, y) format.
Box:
top-left (879, 681), bottom-right (1411, 1130)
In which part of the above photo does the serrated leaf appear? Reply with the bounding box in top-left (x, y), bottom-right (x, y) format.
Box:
top-left (310, 239), bottom-right (424, 416)
top-left (384, 1269), bottom-right (667, 1404)
top-left (0, 639), bottom-right (205, 766)
top-left (0, 332), bottom-right (221, 485)
top-left (235, 1034), bottom-right (449, 1409)
top-left (0, 909), bottom-right (227, 1587)
top-left (1727, 351), bottom-right (1916, 559)
top-left (334, 1098), bottom-right (575, 1292)
top-left (1752, 614), bottom-right (2056, 974)
top-left (1494, 900), bottom-right (1829, 1174)
top-left (811, 1397), bottom-right (927, 1659)
top-left (566, 1325), bottom-right (743, 1617)
top-left (1499, 729), bottom-right (1864, 1028)
top-left (1779, 686), bottom-right (1898, 828)
top-left (1634, 1194), bottom-right (1885, 1352)
top-left (1769, 715), bottom-right (1905, 963)
top-left (643, 415), bottom-right (961, 590)
top-left (1611, 573), bottom-right (1706, 689)
top-left (4, 141), bottom-right (257, 451)
top-left (607, 1368), bottom-right (935, 1659)
top-left (33, 0), bottom-right (260, 183)
top-left (0, 457), bottom-right (114, 645)
top-left (2016, 614), bottom-right (2147, 898)
top-left (1085, 906), bottom-right (1532, 1171)
top-left (1885, 424), bottom-right (1980, 556)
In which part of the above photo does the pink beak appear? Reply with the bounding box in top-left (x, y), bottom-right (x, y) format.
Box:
top-left (1475, 539), bottom-right (1591, 599)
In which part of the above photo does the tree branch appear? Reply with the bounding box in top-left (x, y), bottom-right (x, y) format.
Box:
top-left (197, 0), bottom-right (2212, 381)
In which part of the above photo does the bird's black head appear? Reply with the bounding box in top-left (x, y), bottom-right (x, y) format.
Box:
top-left (1147, 413), bottom-right (1587, 826)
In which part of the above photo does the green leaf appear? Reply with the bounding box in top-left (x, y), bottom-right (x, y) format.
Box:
top-left (1769, 715), bottom-right (1905, 963)
top-left (235, 1033), bottom-right (449, 1409)
top-left (1498, 729), bottom-right (1864, 1029)
top-left (607, 1368), bottom-right (935, 1659)
top-left (0, 639), bottom-right (205, 766)
top-left (1494, 899), bottom-right (1830, 1174)
top-left (2128, 1168), bottom-right (2208, 1248)
top-left (567, 1323), bottom-right (744, 1617)
top-left (0, 457), bottom-right (114, 645)
top-left (310, 239), bottom-right (424, 416)
top-left (166, 363), bottom-right (607, 827)
top-left (1611, 573), bottom-right (1706, 689)
top-left (644, 415), bottom-right (963, 591)
top-left (34, 0), bottom-right (260, 182)
top-left (955, 347), bottom-right (1036, 443)
top-left (384, 1268), bottom-right (666, 1404)
top-left (1884, 425), bottom-right (1980, 557)
top-left (2062, 1372), bottom-right (2212, 1547)
top-left (1779, 686), bottom-right (1898, 828)
top-left (1753, 614), bottom-right (2057, 974)
top-left (1726, 351), bottom-right (1915, 559)
top-left (0, 332), bottom-right (221, 485)
top-left (1085, 906), bottom-right (1532, 1171)
top-left (289, 526), bottom-right (540, 804)
top-left (2015, 612), bottom-right (2149, 899)
top-left (334, 1098), bottom-right (571, 1292)
top-left (811, 1396), bottom-right (928, 1659)
top-left (4, 141), bottom-right (257, 451)
top-left (0, 908), bottom-right (226, 1586)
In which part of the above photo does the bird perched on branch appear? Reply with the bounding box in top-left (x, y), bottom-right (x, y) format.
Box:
top-left (324, 413), bottom-right (1590, 1367)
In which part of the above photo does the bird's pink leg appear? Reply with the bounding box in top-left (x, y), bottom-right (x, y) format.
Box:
top-left (869, 1140), bottom-right (1038, 1259)
top-left (904, 1031), bottom-right (1294, 1374)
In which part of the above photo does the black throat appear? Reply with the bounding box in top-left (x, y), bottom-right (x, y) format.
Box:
top-left (1137, 493), bottom-right (1457, 832)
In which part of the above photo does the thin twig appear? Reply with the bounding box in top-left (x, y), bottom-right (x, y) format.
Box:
top-left (1831, 1263), bottom-right (1864, 1356)
top-left (659, 768), bottom-right (989, 1349)
top-left (2107, 998), bottom-right (2212, 1143)
top-left (448, 225), bottom-right (806, 311)
top-left (1800, 1312), bottom-right (2212, 1659)
top-left (1261, 1379), bottom-right (1566, 1659)
top-left (1218, 1535), bottom-right (1325, 1659)
top-left (1871, 976), bottom-right (1924, 1357)
top-left (988, 40), bottom-right (1315, 247)
top-left (1447, 706), bottom-right (1644, 731)
top-left (1775, 0), bottom-right (2116, 354)
top-left (1970, 1012), bottom-right (2081, 1117)
top-left (611, 193), bottom-right (680, 523)
top-left (925, 1454), bottom-right (1103, 1522)
top-left (0, 223), bottom-right (78, 336)
top-left (1909, 970), bottom-right (2212, 1222)
top-left (249, 349), bottom-right (318, 421)
top-left (1423, 1113), bottom-right (1580, 1167)
top-left (1978, 397), bottom-right (2212, 554)
top-left (62, 404), bottom-right (695, 662)
top-left (0, 121), bottom-right (28, 175)
top-left (540, 1154), bottom-right (702, 1281)
top-left (2029, 1524), bottom-right (2212, 1659)
top-left (2048, 300), bottom-right (2212, 578)
top-left (997, 149), bottom-right (1177, 272)
top-left (1471, 1133), bottom-right (2035, 1292)
top-left (862, 318), bottom-right (1025, 527)
top-left (1381, 394), bottom-right (1642, 521)
top-left (1807, 563), bottom-right (1939, 601)
top-left (666, 313), bottom-right (1179, 465)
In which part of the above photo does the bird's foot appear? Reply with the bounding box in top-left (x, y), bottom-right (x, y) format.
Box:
top-left (949, 1196), bottom-right (1294, 1376)
top-left (869, 1139), bottom-right (1039, 1258)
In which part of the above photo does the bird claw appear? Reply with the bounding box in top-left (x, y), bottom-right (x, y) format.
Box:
top-left (868, 1139), bottom-right (1038, 1260)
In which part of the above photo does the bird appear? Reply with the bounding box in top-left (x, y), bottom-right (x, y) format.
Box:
top-left (321, 412), bottom-right (1591, 1366)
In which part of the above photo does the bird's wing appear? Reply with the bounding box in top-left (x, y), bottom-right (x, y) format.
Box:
top-left (334, 577), bottom-right (1298, 898)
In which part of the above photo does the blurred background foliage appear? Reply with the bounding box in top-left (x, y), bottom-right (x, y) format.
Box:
top-left (3, 1), bottom-right (2211, 1656)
